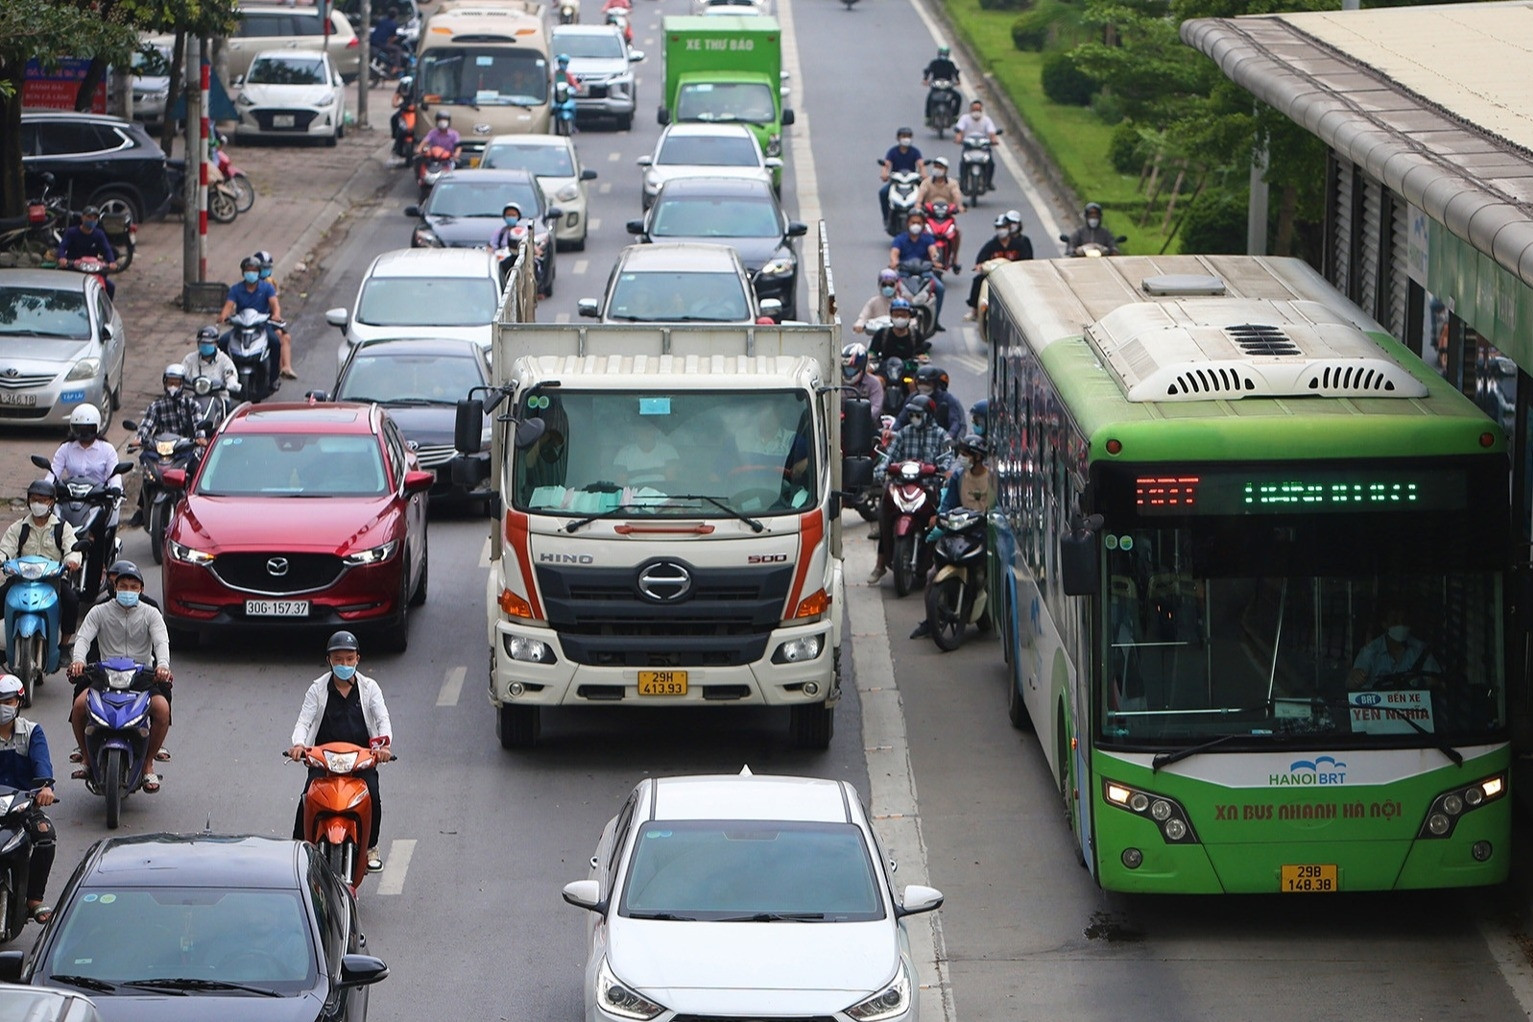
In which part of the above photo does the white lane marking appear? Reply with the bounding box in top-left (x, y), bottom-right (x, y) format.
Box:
top-left (598, 181), bottom-right (613, 194)
top-left (555, 312), bottom-right (571, 323)
top-left (607, 151), bottom-right (621, 162)
top-left (588, 218), bottom-right (602, 232)
top-left (903, 0), bottom-right (1063, 240)
top-left (573, 259), bottom-right (590, 275)
top-left (478, 537), bottom-right (491, 568)
top-left (437, 665), bottom-right (466, 707)
top-left (948, 353), bottom-right (986, 375)
top-left (375, 839), bottom-right (416, 896)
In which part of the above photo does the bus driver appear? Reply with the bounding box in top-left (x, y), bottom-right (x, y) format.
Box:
top-left (1347, 602), bottom-right (1442, 689)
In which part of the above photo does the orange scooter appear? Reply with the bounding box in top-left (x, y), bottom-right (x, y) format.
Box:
top-left (291, 742), bottom-right (388, 893)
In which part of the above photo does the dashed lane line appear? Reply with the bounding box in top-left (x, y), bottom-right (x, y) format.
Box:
top-left (437, 666), bottom-right (466, 707)
top-left (573, 258), bottom-right (590, 276)
top-left (375, 839), bottom-right (416, 896)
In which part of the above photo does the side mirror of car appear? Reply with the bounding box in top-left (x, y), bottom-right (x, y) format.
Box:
top-left (636, 155), bottom-right (653, 167)
top-left (403, 469), bottom-right (435, 494)
top-left (781, 107), bottom-right (795, 126)
top-left (764, 157), bottom-right (783, 170)
top-left (161, 468), bottom-right (187, 490)
top-left (99, 323), bottom-right (115, 342)
top-left (455, 399), bottom-right (485, 454)
top-left (545, 207), bottom-right (564, 221)
top-left (758, 298), bottom-right (783, 321)
top-left (580, 168), bottom-right (598, 181)
top-left (562, 879), bottom-right (605, 913)
top-left (896, 884), bottom-right (944, 917)
top-left (1060, 514), bottom-right (1104, 596)
top-left (338, 954), bottom-right (390, 988)
top-left (232, 75), bottom-right (244, 87)
top-left (625, 219), bottom-right (644, 235)
top-left (404, 205), bottom-right (420, 217)
top-left (786, 221), bottom-right (807, 238)
top-left (629, 49), bottom-right (645, 62)
top-left (577, 299), bottom-right (601, 318)
top-left (0, 950), bottom-right (21, 983)
top-left (325, 307), bottom-right (349, 329)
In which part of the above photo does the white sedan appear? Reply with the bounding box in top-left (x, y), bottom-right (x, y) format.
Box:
top-left (637, 123), bottom-right (781, 210)
top-left (232, 50), bottom-right (347, 146)
top-left (478, 134), bottom-right (597, 251)
top-left (562, 769), bottom-right (943, 1022)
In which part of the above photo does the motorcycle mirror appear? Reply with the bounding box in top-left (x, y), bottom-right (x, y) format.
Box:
top-left (1116, 235), bottom-right (1129, 243)
top-left (28, 455), bottom-right (48, 471)
top-left (1058, 234), bottom-right (1070, 243)
top-left (70, 540), bottom-right (91, 553)
top-left (114, 461), bottom-right (134, 476)
top-left (122, 419), bottom-right (138, 431)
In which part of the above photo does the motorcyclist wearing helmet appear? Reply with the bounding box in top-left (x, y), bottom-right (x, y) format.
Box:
top-left (910, 433), bottom-right (995, 637)
top-left (867, 298), bottom-right (929, 363)
top-left (96, 559), bottom-right (158, 610)
top-left (134, 364), bottom-right (207, 449)
top-left (554, 52), bottom-right (581, 91)
top-left (894, 364), bottom-right (966, 440)
top-left (181, 325), bottom-right (242, 395)
top-left (922, 46), bottom-right (962, 131)
top-left (48, 406), bottom-right (123, 508)
top-left (68, 562), bottom-right (172, 793)
top-left (252, 250), bottom-right (296, 378)
top-left (917, 156), bottom-right (964, 215)
top-left (370, 6), bottom-right (405, 70)
top-left (0, 480), bottom-right (83, 648)
top-left (953, 98), bottom-right (1000, 193)
top-left (0, 674), bottom-right (58, 925)
top-left (853, 269), bottom-right (902, 334)
top-left (868, 395), bottom-right (954, 584)
top-left (879, 127), bottom-right (925, 227)
top-left (890, 210), bottom-right (947, 332)
top-left (417, 109), bottom-right (462, 162)
top-left (841, 343), bottom-right (884, 427)
top-left (968, 398), bottom-right (988, 438)
top-left (218, 255), bottom-right (288, 388)
top-left (55, 205), bottom-right (119, 299)
top-left (1066, 201), bottom-right (1120, 255)
top-left (964, 212), bottom-right (1032, 320)
top-left (288, 631), bottom-right (394, 872)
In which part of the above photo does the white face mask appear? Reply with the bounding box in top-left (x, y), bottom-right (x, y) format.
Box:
top-left (436, 119), bottom-right (449, 130)
top-left (932, 167), bottom-right (946, 178)
top-left (908, 225), bottom-right (923, 237)
top-left (996, 229), bottom-right (1009, 241)
top-left (165, 385), bottom-right (181, 397)
top-left (0, 705), bottom-right (15, 726)
top-left (957, 454), bottom-right (972, 470)
top-left (916, 384), bottom-right (934, 395)
top-left (1086, 216), bottom-right (1102, 229)
top-left (28, 501), bottom-right (51, 519)
top-left (890, 316), bottom-right (910, 329)
top-left (1387, 625), bottom-right (1410, 643)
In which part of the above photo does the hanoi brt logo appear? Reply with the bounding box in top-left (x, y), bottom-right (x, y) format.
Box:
top-left (1270, 756), bottom-right (1347, 786)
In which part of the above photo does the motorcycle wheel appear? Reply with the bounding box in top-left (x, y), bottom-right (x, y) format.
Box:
top-left (962, 169), bottom-right (982, 206)
top-left (103, 747), bottom-right (125, 830)
top-left (0, 872), bottom-right (13, 945)
top-left (555, 114), bottom-right (573, 137)
top-left (208, 187), bottom-right (238, 224)
top-left (148, 500), bottom-right (168, 565)
top-left (13, 635), bottom-right (40, 708)
top-left (927, 577), bottom-right (968, 651)
top-left (323, 841), bottom-right (353, 888)
top-left (892, 535), bottom-right (916, 597)
top-left (230, 173), bottom-right (256, 214)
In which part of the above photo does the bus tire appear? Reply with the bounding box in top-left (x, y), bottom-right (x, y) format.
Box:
top-left (1007, 674), bottom-right (1030, 731)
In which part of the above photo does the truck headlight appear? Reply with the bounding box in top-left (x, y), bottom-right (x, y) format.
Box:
top-left (502, 634), bottom-right (556, 664)
top-left (772, 635), bottom-right (822, 663)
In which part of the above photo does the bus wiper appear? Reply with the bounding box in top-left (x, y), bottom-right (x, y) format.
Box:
top-left (667, 494), bottom-right (765, 533)
top-left (1152, 732), bottom-right (1249, 772)
top-left (1390, 707), bottom-right (1464, 766)
top-left (48, 975), bottom-right (116, 993)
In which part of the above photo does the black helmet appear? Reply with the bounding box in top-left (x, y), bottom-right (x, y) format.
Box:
top-left (107, 559), bottom-right (135, 579)
top-left (26, 479), bottom-right (55, 501)
top-left (113, 561), bottom-right (144, 587)
top-left (937, 45), bottom-right (950, 57)
top-left (904, 395), bottom-right (937, 418)
top-left (240, 255), bottom-right (260, 272)
top-left (959, 433), bottom-right (989, 458)
top-left (915, 364), bottom-right (945, 388)
top-left (197, 325), bottom-right (219, 342)
top-left (81, 205), bottom-right (101, 219)
top-left (1084, 201), bottom-right (1104, 216)
top-left (896, 127), bottom-right (914, 138)
top-left (326, 630), bottom-right (360, 654)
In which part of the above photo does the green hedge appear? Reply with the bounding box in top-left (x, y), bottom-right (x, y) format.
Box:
top-left (1040, 51), bottom-right (1098, 106)
top-left (1179, 190), bottom-right (1248, 254)
top-left (1010, 1), bottom-right (1069, 50)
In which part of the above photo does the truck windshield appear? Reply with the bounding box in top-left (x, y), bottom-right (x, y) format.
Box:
top-left (419, 46), bottom-right (548, 106)
top-left (512, 389), bottom-right (816, 518)
top-left (1098, 516), bottom-right (1505, 749)
top-left (676, 82), bottom-right (776, 124)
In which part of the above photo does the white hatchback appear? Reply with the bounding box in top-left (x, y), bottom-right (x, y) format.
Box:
top-left (478, 134), bottom-right (597, 251)
top-left (563, 769), bottom-right (942, 1022)
top-left (325, 248), bottom-right (504, 368)
top-left (637, 123), bottom-right (781, 210)
top-left (232, 50), bottom-right (347, 145)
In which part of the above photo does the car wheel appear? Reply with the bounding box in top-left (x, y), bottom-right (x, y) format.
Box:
top-left (377, 563), bottom-right (411, 652)
top-left (570, 232), bottom-right (586, 252)
top-left (497, 704), bottom-right (540, 749)
top-left (408, 541), bottom-right (428, 607)
top-left (168, 625), bottom-right (202, 650)
top-left (91, 190), bottom-right (142, 225)
top-left (325, 128), bottom-right (339, 148)
top-left (109, 373), bottom-right (122, 411)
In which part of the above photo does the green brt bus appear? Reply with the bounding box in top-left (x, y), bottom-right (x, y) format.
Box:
top-left (986, 255), bottom-right (1510, 894)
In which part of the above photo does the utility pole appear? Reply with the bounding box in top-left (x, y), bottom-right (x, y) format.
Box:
top-left (358, 0), bottom-right (372, 129)
top-left (181, 37), bottom-right (203, 306)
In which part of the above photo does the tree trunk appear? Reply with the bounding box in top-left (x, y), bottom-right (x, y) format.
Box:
top-left (0, 84), bottom-right (24, 218)
top-left (1274, 182), bottom-right (1298, 256)
top-left (74, 56), bottom-right (108, 113)
top-left (161, 30), bottom-right (188, 154)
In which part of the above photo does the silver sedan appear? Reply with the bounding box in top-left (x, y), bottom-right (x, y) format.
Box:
top-left (0, 269), bottom-right (126, 429)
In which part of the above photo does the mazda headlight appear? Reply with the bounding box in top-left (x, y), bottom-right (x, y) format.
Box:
top-left (759, 255), bottom-right (795, 278)
top-left (413, 227), bottom-right (442, 247)
top-left (596, 958), bottom-right (665, 1021)
top-left (167, 540), bottom-right (215, 566)
top-left (65, 358), bottom-right (101, 382)
top-left (846, 964), bottom-right (911, 1022)
top-left (555, 183), bottom-right (579, 202)
top-left (343, 540), bottom-right (397, 566)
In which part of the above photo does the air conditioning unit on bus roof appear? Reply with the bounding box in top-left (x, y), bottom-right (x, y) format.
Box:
top-left (1087, 298), bottom-right (1429, 403)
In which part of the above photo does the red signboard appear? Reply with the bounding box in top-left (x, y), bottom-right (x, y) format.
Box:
top-left (22, 59), bottom-right (106, 113)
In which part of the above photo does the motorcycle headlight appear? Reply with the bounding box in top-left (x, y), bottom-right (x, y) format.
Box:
top-left (15, 561), bottom-right (47, 581)
top-left (167, 540), bottom-right (215, 566)
top-left (596, 958), bottom-right (666, 1021)
top-left (156, 440), bottom-right (178, 457)
top-left (412, 227), bottom-right (442, 248)
top-left (0, 794), bottom-right (14, 815)
top-left (65, 358), bottom-right (101, 382)
top-left (343, 540), bottom-right (397, 566)
top-left (323, 749), bottom-right (359, 773)
top-left (555, 183), bottom-right (579, 203)
top-left (759, 255), bottom-right (795, 278)
top-left (105, 668), bottom-right (136, 690)
top-left (846, 964), bottom-right (911, 1022)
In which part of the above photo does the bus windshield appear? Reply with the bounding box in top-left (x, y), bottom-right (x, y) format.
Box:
top-left (512, 389), bottom-right (816, 518)
top-left (1098, 514), bottom-right (1504, 747)
top-left (419, 46), bottom-right (548, 106)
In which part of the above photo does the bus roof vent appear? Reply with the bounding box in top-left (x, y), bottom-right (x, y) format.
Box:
top-left (1141, 274), bottom-right (1227, 297)
top-left (1087, 299), bottom-right (1430, 402)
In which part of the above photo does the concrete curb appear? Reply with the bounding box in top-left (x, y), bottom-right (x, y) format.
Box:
top-left (274, 136), bottom-right (399, 287)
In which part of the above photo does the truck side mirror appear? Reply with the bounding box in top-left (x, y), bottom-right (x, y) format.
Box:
top-left (1060, 515), bottom-right (1104, 597)
top-left (841, 397), bottom-right (873, 456)
top-left (842, 456), bottom-right (873, 492)
top-left (455, 399), bottom-right (484, 454)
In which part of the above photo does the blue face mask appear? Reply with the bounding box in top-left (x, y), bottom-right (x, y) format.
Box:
top-left (243, 271), bottom-right (259, 284)
top-left (504, 216), bottom-right (518, 226)
top-left (199, 342), bottom-right (217, 357)
top-left (259, 267), bottom-right (272, 279)
top-left (331, 663), bottom-right (357, 681)
top-left (115, 591), bottom-right (140, 609)
top-left (880, 286), bottom-right (895, 298)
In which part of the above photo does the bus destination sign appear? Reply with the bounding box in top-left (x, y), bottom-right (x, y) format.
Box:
top-left (1133, 466), bottom-right (1469, 516)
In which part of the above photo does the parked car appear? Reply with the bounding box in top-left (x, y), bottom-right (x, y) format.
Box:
top-left (578, 242), bottom-right (770, 324)
top-left (223, 4), bottom-right (360, 84)
top-left (20, 111), bottom-right (173, 223)
top-left (0, 269), bottom-right (127, 429)
top-left (0, 983), bottom-right (103, 1021)
top-left (131, 39), bottom-right (175, 128)
top-left (478, 134), bottom-right (596, 250)
top-left (562, 770), bottom-right (942, 1022)
top-left (693, 0), bottom-right (772, 13)
top-left (637, 122), bottom-right (780, 210)
top-left (404, 168), bottom-right (558, 297)
top-left (232, 50), bottom-right (348, 146)
top-left (161, 401), bottom-right (431, 650)
top-left (549, 25), bottom-right (643, 130)
top-left (628, 176), bottom-right (806, 319)
top-left (332, 337), bottom-right (491, 502)
top-left (326, 248), bottom-right (504, 368)
top-left (0, 834), bottom-right (388, 1021)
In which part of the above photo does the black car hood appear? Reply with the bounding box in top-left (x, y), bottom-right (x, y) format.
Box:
top-left (422, 214), bottom-right (501, 248)
top-left (376, 404), bottom-right (455, 445)
top-left (85, 991), bottom-right (325, 1022)
top-left (648, 234), bottom-right (787, 272)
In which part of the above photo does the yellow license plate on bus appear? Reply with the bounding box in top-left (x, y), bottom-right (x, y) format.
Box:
top-left (1281, 864), bottom-right (1337, 892)
top-left (637, 671), bottom-right (687, 696)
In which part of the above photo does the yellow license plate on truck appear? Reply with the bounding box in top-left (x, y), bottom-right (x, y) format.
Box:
top-left (1281, 864), bottom-right (1337, 892)
top-left (637, 671), bottom-right (687, 696)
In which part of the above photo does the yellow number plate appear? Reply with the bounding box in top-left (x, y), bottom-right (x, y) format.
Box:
top-left (1280, 864), bottom-right (1337, 893)
top-left (637, 671), bottom-right (688, 696)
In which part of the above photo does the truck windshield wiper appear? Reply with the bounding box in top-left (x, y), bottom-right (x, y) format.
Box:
top-left (124, 978), bottom-right (281, 997)
top-left (48, 975), bottom-right (116, 993)
top-left (713, 911), bottom-right (827, 922)
top-left (1388, 707), bottom-right (1464, 766)
top-left (563, 501), bottom-right (661, 533)
top-left (666, 494), bottom-right (765, 533)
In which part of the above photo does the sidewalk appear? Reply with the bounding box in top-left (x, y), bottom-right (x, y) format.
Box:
top-left (0, 93), bottom-right (402, 504)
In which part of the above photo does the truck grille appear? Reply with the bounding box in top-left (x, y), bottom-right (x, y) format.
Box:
top-left (211, 553), bottom-right (345, 595)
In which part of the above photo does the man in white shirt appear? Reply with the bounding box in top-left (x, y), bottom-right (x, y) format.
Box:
top-left (953, 99), bottom-right (1000, 193)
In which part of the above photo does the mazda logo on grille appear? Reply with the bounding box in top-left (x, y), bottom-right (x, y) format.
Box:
top-left (637, 561), bottom-right (691, 603)
top-left (266, 557), bottom-right (290, 577)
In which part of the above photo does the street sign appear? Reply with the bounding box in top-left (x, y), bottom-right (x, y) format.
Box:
top-left (23, 58), bottom-right (106, 113)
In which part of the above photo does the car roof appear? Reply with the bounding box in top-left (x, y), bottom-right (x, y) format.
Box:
top-left (437, 167), bottom-right (537, 185)
top-left (485, 133), bottom-right (572, 149)
top-left (82, 834), bottom-right (307, 889)
top-left (660, 122), bottom-right (758, 140)
top-left (366, 247), bottom-right (498, 278)
top-left (616, 242), bottom-right (745, 272)
top-left (227, 401), bottom-right (379, 434)
top-left (249, 48), bottom-right (332, 63)
top-left (19, 110), bottom-right (136, 127)
top-left (654, 176), bottom-right (776, 200)
top-left (0, 269), bottom-right (88, 291)
top-left (648, 773), bottom-right (855, 824)
top-left (552, 24), bottom-right (627, 36)
top-left (351, 337), bottom-right (485, 358)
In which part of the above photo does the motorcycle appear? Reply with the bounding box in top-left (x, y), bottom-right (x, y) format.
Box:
top-left (883, 166), bottom-right (922, 238)
top-left (959, 133), bottom-right (994, 206)
top-left (293, 742), bottom-right (389, 894)
top-left (924, 200), bottom-right (960, 271)
top-left (895, 259), bottom-right (940, 339)
top-left (2, 553), bottom-right (82, 707)
top-left (1058, 232), bottom-right (1129, 257)
top-left (222, 308), bottom-right (283, 403)
top-left (0, 173), bottom-right (67, 264)
top-left (28, 454), bottom-right (130, 604)
top-left (123, 423), bottom-right (200, 566)
top-left (559, 0), bottom-right (579, 23)
top-left (415, 145), bottom-right (456, 201)
top-left (210, 134), bottom-right (256, 215)
top-left (553, 79), bottom-right (577, 137)
top-left (606, 7), bottom-right (633, 44)
top-left (884, 460), bottom-right (942, 598)
top-left (926, 79), bottom-right (960, 135)
top-left (369, 34), bottom-right (415, 87)
top-left (189, 373), bottom-right (234, 430)
top-left (923, 506), bottom-right (989, 651)
top-left (166, 157), bottom-right (240, 224)
top-left (0, 784), bottom-right (49, 943)
top-left (59, 255), bottom-right (116, 299)
top-left (80, 657), bottom-right (156, 830)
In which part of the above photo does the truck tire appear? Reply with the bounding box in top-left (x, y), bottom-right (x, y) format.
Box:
top-left (789, 703), bottom-right (833, 749)
top-left (497, 704), bottom-right (540, 749)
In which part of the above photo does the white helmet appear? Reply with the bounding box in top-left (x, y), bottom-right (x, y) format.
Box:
top-left (69, 405), bottom-right (102, 430)
top-left (164, 363), bottom-right (188, 382)
top-left (0, 674), bottom-right (23, 700)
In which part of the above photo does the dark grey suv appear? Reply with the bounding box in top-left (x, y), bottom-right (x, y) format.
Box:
top-left (21, 112), bottom-right (173, 223)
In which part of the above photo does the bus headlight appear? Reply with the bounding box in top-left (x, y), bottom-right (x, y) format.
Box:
top-left (1102, 779), bottom-right (1199, 845)
top-left (1417, 773), bottom-right (1506, 840)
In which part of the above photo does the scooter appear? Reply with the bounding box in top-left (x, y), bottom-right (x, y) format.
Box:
top-left (559, 0), bottom-right (579, 23)
top-left (0, 784), bottom-right (49, 943)
top-left (883, 167), bottom-right (922, 238)
top-left (80, 657), bottom-right (155, 830)
top-left (59, 255), bottom-right (116, 301)
top-left (926, 79), bottom-right (960, 135)
top-left (884, 460), bottom-right (941, 598)
top-left (959, 133), bottom-right (994, 206)
top-left (553, 79), bottom-right (577, 137)
top-left (28, 454), bottom-right (130, 604)
top-left (849, 414), bottom-right (894, 522)
top-left (210, 134), bottom-right (256, 215)
top-left (293, 742), bottom-right (388, 893)
top-left (221, 308), bottom-right (282, 403)
top-left (2, 552), bottom-right (81, 707)
top-left (924, 200), bottom-right (960, 271)
top-left (166, 157), bottom-right (240, 224)
top-left (1058, 232), bottom-right (1129, 257)
top-left (895, 259), bottom-right (940, 339)
top-left (415, 145), bottom-right (456, 201)
top-left (605, 7), bottom-right (633, 44)
top-left (0, 173), bottom-right (66, 264)
top-left (123, 422), bottom-right (199, 566)
top-left (876, 353), bottom-right (914, 416)
top-left (923, 506), bottom-right (989, 651)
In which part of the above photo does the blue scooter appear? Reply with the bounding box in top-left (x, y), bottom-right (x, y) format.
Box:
top-left (553, 79), bottom-right (577, 136)
top-left (81, 657), bottom-right (153, 830)
top-left (2, 554), bottom-right (76, 709)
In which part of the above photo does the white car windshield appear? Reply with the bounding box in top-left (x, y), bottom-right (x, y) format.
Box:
top-left (480, 144), bottom-right (575, 177)
top-left (197, 432), bottom-right (388, 496)
top-left (356, 276), bottom-right (498, 327)
top-left (247, 56), bottom-right (327, 85)
top-left (656, 134), bottom-right (759, 166)
top-left (607, 270), bottom-right (750, 323)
